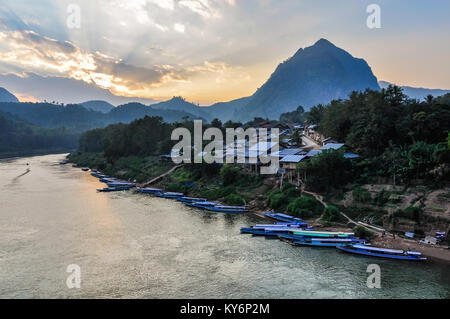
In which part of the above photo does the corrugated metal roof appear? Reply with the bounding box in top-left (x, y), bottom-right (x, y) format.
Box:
top-left (273, 148), bottom-right (302, 156)
top-left (280, 155), bottom-right (306, 163)
top-left (306, 150), bottom-right (322, 157)
top-left (344, 152), bottom-right (359, 159)
top-left (321, 143), bottom-right (345, 150)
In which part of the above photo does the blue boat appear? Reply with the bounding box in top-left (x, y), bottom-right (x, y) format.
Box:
top-left (205, 205), bottom-right (248, 213)
top-left (155, 192), bottom-right (184, 199)
top-left (185, 201), bottom-right (221, 209)
top-left (107, 182), bottom-right (136, 188)
top-left (177, 197), bottom-right (207, 203)
top-left (264, 212), bottom-right (303, 223)
top-left (97, 186), bottom-right (132, 192)
top-left (136, 187), bottom-right (162, 194)
top-left (241, 225), bottom-right (306, 236)
top-left (293, 238), bottom-right (367, 247)
top-left (337, 245), bottom-right (427, 261)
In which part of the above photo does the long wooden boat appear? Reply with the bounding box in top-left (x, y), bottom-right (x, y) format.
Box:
top-left (185, 201), bottom-right (221, 209)
top-left (155, 192), bottom-right (184, 199)
top-left (293, 238), bottom-right (367, 247)
top-left (337, 245), bottom-right (427, 261)
top-left (177, 197), bottom-right (207, 203)
top-left (97, 186), bottom-right (132, 192)
top-left (107, 182), bottom-right (136, 188)
top-left (290, 230), bottom-right (355, 239)
top-left (205, 205), bottom-right (248, 213)
top-left (264, 212), bottom-right (303, 223)
top-left (241, 225), bottom-right (306, 236)
top-left (136, 187), bottom-right (162, 194)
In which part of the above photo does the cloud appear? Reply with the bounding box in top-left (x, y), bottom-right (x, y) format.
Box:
top-left (0, 27), bottom-right (247, 102)
top-left (173, 23), bottom-right (185, 33)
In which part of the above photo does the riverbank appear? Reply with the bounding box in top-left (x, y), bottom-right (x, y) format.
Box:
top-left (3, 153), bottom-right (449, 298)
top-left (69, 152), bottom-right (450, 263)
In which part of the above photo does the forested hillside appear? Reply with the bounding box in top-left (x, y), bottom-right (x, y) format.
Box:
top-left (0, 110), bottom-right (78, 157)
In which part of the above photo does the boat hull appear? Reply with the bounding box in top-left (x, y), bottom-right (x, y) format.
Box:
top-left (337, 246), bottom-right (427, 261)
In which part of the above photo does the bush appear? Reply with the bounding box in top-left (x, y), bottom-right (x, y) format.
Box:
top-left (353, 186), bottom-right (371, 203)
top-left (321, 205), bottom-right (341, 222)
top-left (267, 191), bottom-right (287, 211)
top-left (224, 193), bottom-right (246, 206)
top-left (287, 196), bottom-right (324, 218)
top-left (165, 182), bottom-right (186, 193)
top-left (394, 206), bottom-right (422, 223)
top-left (372, 190), bottom-right (390, 206)
top-left (220, 164), bottom-right (240, 186)
top-left (354, 226), bottom-right (375, 240)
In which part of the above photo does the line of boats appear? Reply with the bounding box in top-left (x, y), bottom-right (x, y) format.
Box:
top-left (86, 169), bottom-right (249, 213)
top-left (83, 167), bottom-right (427, 261)
top-left (241, 212), bottom-right (427, 261)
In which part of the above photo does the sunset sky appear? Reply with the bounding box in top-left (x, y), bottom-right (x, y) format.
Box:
top-left (0, 0), bottom-right (449, 105)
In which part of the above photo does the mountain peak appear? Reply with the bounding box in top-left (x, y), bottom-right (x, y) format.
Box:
top-left (313, 38), bottom-right (335, 48)
top-left (237, 39), bottom-right (380, 120)
top-left (0, 87), bottom-right (19, 103)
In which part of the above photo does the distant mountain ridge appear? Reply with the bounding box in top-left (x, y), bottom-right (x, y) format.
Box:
top-left (0, 101), bottom-right (200, 132)
top-left (0, 88), bottom-right (19, 102)
top-left (81, 100), bottom-right (114, 113)
top-left (150, 97), bottom-right (211, 120)
top-left (235, 39), bottom-right (380, 121)
top-left (379, 81), bottom-right (450, 100)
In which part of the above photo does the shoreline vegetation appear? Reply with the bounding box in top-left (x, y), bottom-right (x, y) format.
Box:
top-left (67, 86), bottom-right (450, 263)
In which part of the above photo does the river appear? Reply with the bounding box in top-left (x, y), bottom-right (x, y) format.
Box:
top-left (0, 154), bottom-right (448, 298)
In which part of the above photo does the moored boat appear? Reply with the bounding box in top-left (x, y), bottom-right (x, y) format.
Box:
top-left (136, 187), bottom-right (162, 194)
top-left (81, 167), bottom-right (89, 171)
top-left (337, 244), bottom-right (427, 261)
top-left (205, 205), bottom-right (248, 213)
top-left (155, 192), bottom-right (184, 199)
top-left (264, 212), bottom-right (303, 223)
top-left (106, 182), bottom-right (136, 188)
top-left (185, 201), bottom-right (221, 209)
top-left (177, 197), bottom-right (207, 203)
top-left (241, 225), bottom-right (307, 236)
top-left (293, 238), bottom-right (367, 247)
top-left (290, 230), bottom-right (355, 239)
top-left (97, 186), bottom-right (132, 192)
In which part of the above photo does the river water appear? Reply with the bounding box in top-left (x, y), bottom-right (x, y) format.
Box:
top-left (0, 154), bottom-right (448, 298)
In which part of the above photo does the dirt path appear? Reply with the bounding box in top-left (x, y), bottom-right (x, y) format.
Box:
top-left (303, 189), bottom-right (374, 231)
top-left (140, 164), bottom-right (183, 187)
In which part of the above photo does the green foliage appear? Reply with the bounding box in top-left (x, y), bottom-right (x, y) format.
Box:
top-left (220, 164), bottom-right (240, 186)
top-left (164, 182), bottom-right (184, 193)
top-left (286, 195), bottom-right (324, 218)
top-left (353, 226), bottom-right (375, 240)
top-left (0, 110), bottom-right (78, 156)
top-left (279, 105), bottom-right (306, 123)
top-left (393, 206), bottom-right (423, 223)
top-left (304, 85), bottom-right (450, 185)
top-left (352, 186), bottom-right (371, 203)
top-left (372, 190), bottom-right (391, 206)
top-left (224, 193), bottom-right (246, 206)
top-left (297, 149), bottom-right (354, 192)
top-left (321, 205), bottom-right (341, 222)
top-left (306, 104), bottom-right (325, 125)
